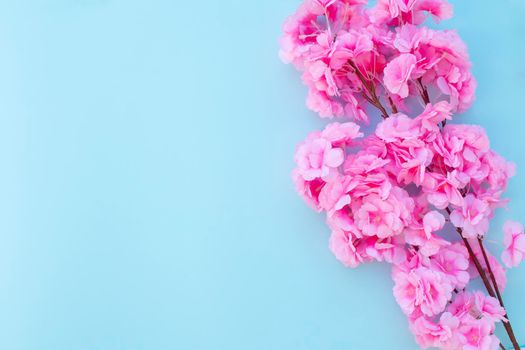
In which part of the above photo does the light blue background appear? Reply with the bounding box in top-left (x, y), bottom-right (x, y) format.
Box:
top-left (0, 1), bottom-right (524, 349)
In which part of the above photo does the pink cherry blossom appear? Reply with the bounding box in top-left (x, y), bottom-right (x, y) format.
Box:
top-left (292, 171), bottom-right (325, 211)
top-left (329, 227), bottom-right (369, 268)
top-left (383, 53), bottom-right (418, 98)
top-left (294, 130), bottom-right (344, 181)
top-left (364, 235), bottom-right (407, 265)
top-left (330, 30), bottom-right (374, 69)
top-left (457, 320), bottom-right (500, 350)
top-left (306, 89), bottom-right (345, 118)
top-left (375, 113), bottom-right (421, 142)
top-left (393, 264), bottom-right (454, 317)
top-left (353, 186), bottom-right (414, 238)
top-left (321, 121), bottom-right (363, 146)
top-left (370, 0), bottom-right (452, 25)
top-left (410, 312), bottom-right (460, 349)
top-left (394, 24), bottom-right (427, 53)
top-left (318, 175), bottom-right (353, 215)
top-left (423, 211), bottom-right (445, 237)
top-left (423, 171), bottom-right (465, 209)
top-left (450, 194), bottom-right (490, 238)
top-left (501, 220), bottom-right (525, 268)
top-left (430, 243), bottom-right (470, 290)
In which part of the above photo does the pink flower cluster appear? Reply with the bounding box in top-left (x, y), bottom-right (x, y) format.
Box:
top-left (279, 0), bottom-right (475, 122)
top-left (281, 1), bottom-right (524, 349)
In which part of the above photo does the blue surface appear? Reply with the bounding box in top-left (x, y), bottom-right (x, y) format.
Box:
top-left (0, 1), bottom-right (524, 349)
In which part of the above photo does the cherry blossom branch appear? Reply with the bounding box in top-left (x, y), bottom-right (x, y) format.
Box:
top-left (348, 60), bottom-right (391, 119)
top-left (445, 207), bottom-right (520, 350)
top-left (417, 78), bottom-right (431, 105)
top-left (477, 238), bottom-right (521, 350)
top-left (445, 209), bottom-right (495, 296)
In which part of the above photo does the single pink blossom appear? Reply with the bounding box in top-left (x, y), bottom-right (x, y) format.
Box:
top-left (393, 264), bottom-right (454, 317)
top-left (330, 30), bottom-right (374, 69)
top-left (306, 89), bottom-right (345, 118)
top-left (292, 171), bottom-right (325, 211)
top-left (383, 53), bottom-right (418, 98)
top-left (321, 122), bottom-right (363, 146)
top-left (423, 171), bottom-right (465, 209)
top-left (364, 236), bottom-right (408, 265)
top-left (501, 220), bottom-right (525, 268)
top-left (423, 211), bottom-right (445, 237)
top-left (430, 243), bottom-right (470, 290)
top-left (318, 175), bottom-right (352, 215)
top-left (450, 194), bottom-right (490, 238)
top-left (329, 226), bottom-right (369, 268)
top-left (410, 312), bottom-right (460, 349)
top-left (294, 130), bottom-right (344, 181)
top-left (376, 113), bottom-right (421, 142)
top-left (353, 187), bottom-right (414, 239)
top-left (457, 320), bottom-right (500, 350)
top-left (394, 24), bottom-right (427, 53)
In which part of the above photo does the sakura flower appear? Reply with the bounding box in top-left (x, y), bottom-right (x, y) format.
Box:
top-left (416, 0), bottom-right (453, 23)
top-left (318, 175), bottom-right (352, 215)
top-left (321, 121), bottom-right (363, 146)
top-left (397, 147), bottom-right (434, 186)
top-left (364, 235), bottom-right (408, 265)
top-left (370, 0), bottom-right (452, 25)
top-left (393, 24), bottom-right (427, 53)
top-left (294, 130), bottom-right (345, 181)
top-left (306, 0), bottom-right (338, 14)
top-left (457, 320), bottom-right (500, 350)
top-left (405, 227), bottom-right (449, 257)
top-left (330, 30), bottom-right (374, 69)
top-left (383, 53), bottom-right (418, 98)
top-left (375, 113), bottom-right (421, 142)
top-left (353, 186), bottom-right (414, 238)
top-left (446, 292), bottom-right (504, 350)
top-left (329, 225), bottom-right (370, 268)
top-left (393, 264), bottom-right (454, 317)
top-left (416, 101), bottom-right (452, 134)
top-left (430, 243), bottom-right (470, 290)
top-left (450, 194), bottom-right (491, 238)
top-left (405, 200), bottom-right (449, 256)
top-left (423, 211), bottom-right (445, 237)
top-left (472, 292), bottom-right (506, 323)
top-left (423, 171), bottom-right (465, 209)
top-left (279, 2), bottom-right (321, 67)
top-left (483, 150), bottom-right (516, 192)
top-left (292, 171), bottom-right (326, 211)
top-left (305, 89), bottom-right (345, 118)
top-left (409, 312), bottom-right (460, 349)
top-left (501, 220), bottom-right (525, 268)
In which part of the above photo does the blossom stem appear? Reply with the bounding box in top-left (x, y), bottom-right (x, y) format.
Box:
top-left (456, 229), bottom-right (519, 349)
top-left (388, 96), bottom-right (398, 114)
top-left (477, 238), bottom-right (521, 350)
top-left (348, 60), bottom-right (390, 119)
top-left (477, 239), bottom-right (504, 305)
top-left (417, 78), bottom-right (431, 105)
top-left (444, 208), bottom-right (519, 350)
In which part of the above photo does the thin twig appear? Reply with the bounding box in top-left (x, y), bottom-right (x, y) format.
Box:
top-left (445, 207), bottom-right (520, 350)
top-left (348, 60), bottom-right (390, 119)
top-left (477, 238), bottom-right (521, 350)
